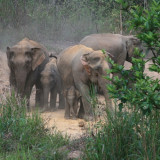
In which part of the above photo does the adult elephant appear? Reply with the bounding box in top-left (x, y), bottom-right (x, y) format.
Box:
top-left (80, 33), bottom-right (142, 65)
top-left (57, 45), bottom-right (112, 121)
top-left (6, 38), bottom-right (49, 108)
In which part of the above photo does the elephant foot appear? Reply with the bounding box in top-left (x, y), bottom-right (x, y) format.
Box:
top-left (70, 116), bottom-right (77, 120)
top-left (64, 115), bottom-right (71, 119)
top-left (39, 107), bottom-right (47, 113)
top-left (51, 108), bottom-right (57, 112)
top-left (27, 106), bottom-right (31, 112)
top-left (78, 113), bottom-right (84, 119)
top-left (84, 115), bottom-right (93, 121)
top-left (58, 105), bottom-right (65, 109)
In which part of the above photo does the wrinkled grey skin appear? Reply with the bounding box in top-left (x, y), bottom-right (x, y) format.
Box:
top-left (40, 57), bottom-right (65, 111)
top-left (80, 33), bottom-right (142, 65)
top-left (64, 86), bottom-right (81, 119)
top-left (6, 38), bottom-right (49, 108)
top-left (57, 45), bottom-right (112, 121)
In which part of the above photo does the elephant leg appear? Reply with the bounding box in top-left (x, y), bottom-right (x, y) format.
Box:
top-left (73, 99), bottom-right (79, 117)
top-left (35, 87), bottom-right (43, 108)
top-left (24, 84), bottom-right (34, 111)
top-left (9, 72), bottom-right (17, 95)
top-left (58, 91), bottom-right (65, 109)
top-left (42, 87), bottom-right (50, 111)
top-left (76, 83), bottom-right (93, 121)
top-left (50, 88), bottom-right (57, 111)
top-left (98, 78), bottom-right (113, 111)
top-left (67, 97), bottom-right (77, 119)
top-left (78, 97), bottom-right (84, 118)
top-left (64, 97), bottom-right (70, 119)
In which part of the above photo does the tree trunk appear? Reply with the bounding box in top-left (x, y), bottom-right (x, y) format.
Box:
top-left (144, 0), bottom-right (147, 9)
top-left (120, 5), bottom-right (123, 35)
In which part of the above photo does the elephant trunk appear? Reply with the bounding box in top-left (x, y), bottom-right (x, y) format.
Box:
top-left (15, 71), bottom-right (27, 97)
top-left (98, 62), bottom-right (113, 110)
top-left (43, 87), bottom-right (49, 108)
top-left (98, 77), bottom-right (112, 110)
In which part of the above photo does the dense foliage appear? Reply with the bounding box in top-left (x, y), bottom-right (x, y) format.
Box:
top-left (83, 110), bottom-right (160, 160)
top-left (107, 0), bottom-right (160, 114)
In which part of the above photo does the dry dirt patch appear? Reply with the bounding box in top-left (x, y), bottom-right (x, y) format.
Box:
top-left (41, 110), bottom-right (86, 139)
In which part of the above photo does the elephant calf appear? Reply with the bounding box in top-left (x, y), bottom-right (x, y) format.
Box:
top-left (40, 57), bottom-right (64, 111)
top-left (64, 86), bottom-right (81, 119)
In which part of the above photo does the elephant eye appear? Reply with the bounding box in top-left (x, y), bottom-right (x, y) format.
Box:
top-left (8, 51), bottom-right (14, 59)
top-left (92, 57), bottom-right (100, 62)
top-left (25, 51), bottom-right (31, 57)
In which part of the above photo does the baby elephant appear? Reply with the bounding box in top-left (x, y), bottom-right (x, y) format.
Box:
top-left (65, 86), bottom-right (81, 119)
top-left (40, 57), bottom-right (64, 111)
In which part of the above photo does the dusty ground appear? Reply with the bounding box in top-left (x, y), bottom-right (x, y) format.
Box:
top-left (41, 110), bottom-right (86, 139)
top-left (0, 47), bottom-right (160, 140)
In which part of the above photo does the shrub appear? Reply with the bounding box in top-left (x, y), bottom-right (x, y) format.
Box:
top-left (107, 0), bottom-right (160, 114)
top-left (83, 108), bottom-right (160, 160)
top-left (0, 94), bottom-right (68, 159)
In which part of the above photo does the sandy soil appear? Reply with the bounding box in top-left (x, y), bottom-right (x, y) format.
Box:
top-left (0, 48), bottom-right (159, 139)
top-left (41, 110), bottom-right (86, 139)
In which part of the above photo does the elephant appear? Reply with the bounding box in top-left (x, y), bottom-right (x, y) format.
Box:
top-left (57, 44), bottom-right (112, 121)
top-left (6, 38), bottom-right (49, 109)
top-left (80, 33), bottom-right (142, 66)
top-left (64, 86), bottom-right (81, 119)
top-left (40, 56), bottom-right (65, 111)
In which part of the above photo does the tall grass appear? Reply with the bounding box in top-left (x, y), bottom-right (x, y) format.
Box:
top-left (0, 94), bottom-right (68, 160)
top-left (83, 105), bottom-right (160, 160)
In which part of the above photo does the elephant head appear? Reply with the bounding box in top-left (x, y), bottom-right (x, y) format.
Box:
top-left (6, 45), bottom-right (45, 96)
top-left (126, 36), bottom-right (142, 62)
top-left (80, 50), bottom-right (112, 108)
top-left (81, 50), bottom-right (110, 78)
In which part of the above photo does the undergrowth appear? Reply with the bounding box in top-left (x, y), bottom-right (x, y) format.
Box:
top-left (83, 106), bottom-right (160, 160)
top-left (0, 94), bottom-right (68, 160)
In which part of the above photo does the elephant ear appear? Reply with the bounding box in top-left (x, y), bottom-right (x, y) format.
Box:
top-left (6, 47), bottom-right (14, 60)
top-left (31, 48), bottom-right (45, 71)
top-left (80, 53), bottom-right (92, 75)
top-left (81, 51), bottom-right (103, 74)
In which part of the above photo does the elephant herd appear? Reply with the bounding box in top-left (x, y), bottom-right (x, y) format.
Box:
top-left (6, 33), bottom-right (142, 121)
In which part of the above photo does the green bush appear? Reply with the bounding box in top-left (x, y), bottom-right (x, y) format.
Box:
top-left (83, 109), bottom-right (160, 160)
top-left (0, 94), bottom-right (68, 160)
top-left (107, 0), bottom-right (160, 114)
